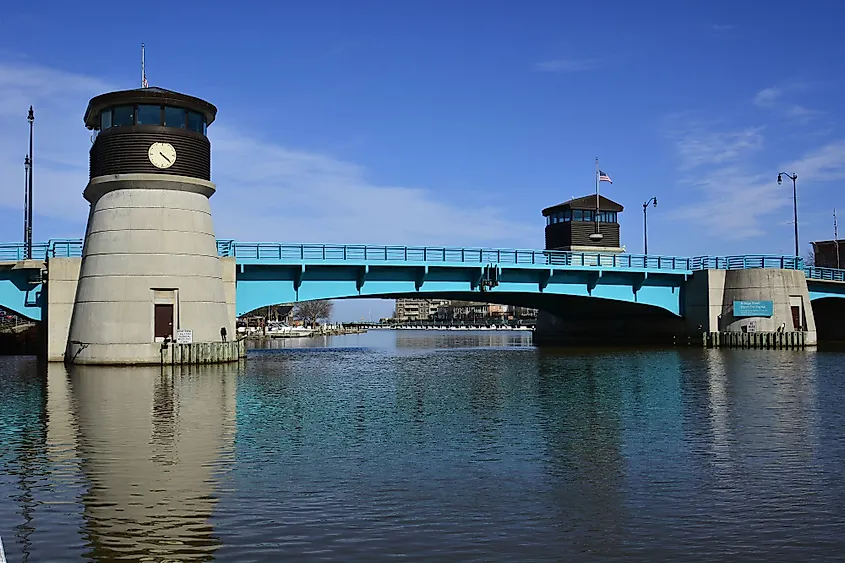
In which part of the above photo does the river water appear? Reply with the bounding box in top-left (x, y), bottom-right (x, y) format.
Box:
top-left (1, 330), bottom-right (844, 562)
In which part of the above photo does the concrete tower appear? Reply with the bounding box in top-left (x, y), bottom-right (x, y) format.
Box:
top-left (66, 87), bottom-right (233, 364)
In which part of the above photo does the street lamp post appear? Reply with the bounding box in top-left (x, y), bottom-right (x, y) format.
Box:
top-left (643, 196), bottom-right (658, 255)
top-left (777, 172), bottom-right (799, 257)
top-left (26, 106), bottom-right (34, 260)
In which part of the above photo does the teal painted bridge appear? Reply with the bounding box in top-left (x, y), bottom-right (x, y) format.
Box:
top-left (2, 239), bottom-right (843, 323)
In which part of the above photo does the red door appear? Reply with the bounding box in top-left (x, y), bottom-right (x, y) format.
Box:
top-left (791, 306), bottom-right (801, 331)
top-left (154, 304), bottom-right (174, 338)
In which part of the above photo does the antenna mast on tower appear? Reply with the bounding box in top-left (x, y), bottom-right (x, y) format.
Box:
top-left (141, 43), bottom-right (148, 88)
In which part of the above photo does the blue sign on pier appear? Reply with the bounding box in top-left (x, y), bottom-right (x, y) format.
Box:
top-left (733, 300), bottom-right (774, 317)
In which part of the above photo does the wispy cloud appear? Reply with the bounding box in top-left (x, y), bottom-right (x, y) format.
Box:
top-left (0, 62), bottom-right (112, 235)
top-left (665, 116), bottom-right (783, 239)
top-left (781, 140), bottom-right (845, 182)
top-left (666, 112), bottom-right (845, 241)
top-left (754, 84), bottom-right (822, 123)
top-left (534, 58), bottom-right (598, 73)
top-left (210, 128), bottom-right (535, 246)
top-left (670, 121), bottom-right (764, 170)
top-left (0, 58), bottom-right (536, 248)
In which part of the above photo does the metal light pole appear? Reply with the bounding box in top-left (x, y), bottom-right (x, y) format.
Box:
top-left (833, 208), bottom-right (842, 269)
top-left (643, 196), bottom-right (658, 255)
top-left (777, 172), bottom-right (798, 257)
top-left (26, 106), bottom-right (34, 259)
top-left (23, 155), bottom-right (30, 247)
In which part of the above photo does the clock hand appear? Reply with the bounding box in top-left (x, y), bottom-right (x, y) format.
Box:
top-left (159, 152), bottom-right (172, 164)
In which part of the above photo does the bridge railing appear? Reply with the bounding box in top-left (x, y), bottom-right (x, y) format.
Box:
top-left (1, 239), bottom-right (831, 278)
top-left (0, 242), bottom-right (49, 261)
top-left (49, 239), bottom-right (83, 258)
top-left (690, 255), bottom-right (803, 271)
top-left (0, 240), bottom-right (83, 260)
top-left (221, 242), bottom-right (700, 271)
top-left (804, 267), bottom-right (845, 282)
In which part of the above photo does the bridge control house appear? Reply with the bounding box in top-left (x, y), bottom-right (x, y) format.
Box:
top-left (543, 195), bottom-right (624, 252)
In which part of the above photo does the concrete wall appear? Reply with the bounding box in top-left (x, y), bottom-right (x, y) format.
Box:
top-left (220, 256), bottom-right (237, 336)
top-left (67, 174), bottom-right (231, 365)
top-left (44, 257), bottom-right (81, 362)
top-left (718, 269), bottom-right (816, 344)
top-left (683, 268), bottom-right (816, 344)
top-left (682, 270), bottom-right (726, 334)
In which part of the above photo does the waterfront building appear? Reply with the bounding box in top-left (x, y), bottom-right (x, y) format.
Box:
top-left (394, 299), bottom-right (449, 322)
top-left (542, 195), bottom-right (624, 252)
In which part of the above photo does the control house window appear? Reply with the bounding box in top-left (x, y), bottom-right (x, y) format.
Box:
top-left (187, 111), bottom-right (204, 133)
top-left (164, 107), bottom-right (186, 128)
top-left (112, 105), bottom-right (135, 127)
top-left (99, 104), bottom-right (207, 135)
top-left (137, 104), bottom-right (162, 125)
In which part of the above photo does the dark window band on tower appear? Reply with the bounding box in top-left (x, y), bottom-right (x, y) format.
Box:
top-left (95, 104), bottom-right (208, 135)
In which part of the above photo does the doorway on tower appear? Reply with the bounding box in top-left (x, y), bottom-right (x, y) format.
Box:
top-left (789, 295), bottom-right (805, 331)
top-left (152, 289), bottom-right (178, 341)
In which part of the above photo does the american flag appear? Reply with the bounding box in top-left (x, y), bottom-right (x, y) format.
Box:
top-left (599, 170), bottom-right (612, 183)
top-left (142, 74), bottom-right (148, 88)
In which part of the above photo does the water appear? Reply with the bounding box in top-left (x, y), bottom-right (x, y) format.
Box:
top-left (1, 330), bottom-right (844, 561)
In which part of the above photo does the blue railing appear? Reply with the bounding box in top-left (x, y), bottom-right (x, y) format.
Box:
top-left (804, 267), bottom-right (845, 282)
top-left (219, 242), bottom-right (809, 273)
top-left (221, 241), bottom-right (697, 270)
top-left (690, 255), bottom-right (803, 270)
top-left (0, 239), bottom-right (838, 279)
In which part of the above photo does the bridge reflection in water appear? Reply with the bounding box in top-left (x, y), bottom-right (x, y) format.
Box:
top-left (46, 362), bottom-right (239, 562)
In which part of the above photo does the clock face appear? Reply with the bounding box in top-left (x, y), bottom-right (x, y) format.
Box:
top-left (148, 142), bottom-right (177, 169)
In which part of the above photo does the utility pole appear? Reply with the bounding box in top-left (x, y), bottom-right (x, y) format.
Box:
top-left (26, 106), bottom-right (34, 259)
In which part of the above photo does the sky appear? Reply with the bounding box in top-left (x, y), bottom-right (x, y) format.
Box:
top-left (2, 0), bottom-right (845, 321)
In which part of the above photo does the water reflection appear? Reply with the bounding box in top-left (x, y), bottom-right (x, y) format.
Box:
top-left (66, 363), bottom-right (239, 562)
top-left (248, 329), bottom-right (533, 354)
top-left (0, 362), bottom-right (240, 562)
top-left (0, 334), bottom-right (843, 561)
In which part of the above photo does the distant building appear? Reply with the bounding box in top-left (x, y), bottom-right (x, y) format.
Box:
top-left (394, 299), bottom-right (537, 322)
top-left (394, 299), bottom-right (449, 322)
top-left (542, 195), bottom-right (624, 251)
top-left (811, 240), bottom-right (844, 269)
top-left (433, 301), bottom-right (537, 322)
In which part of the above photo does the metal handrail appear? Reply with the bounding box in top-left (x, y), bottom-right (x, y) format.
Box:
top-left (804, 267), bottom-right (845, 282)
top-left (0, 239), bottom-right (830, 277)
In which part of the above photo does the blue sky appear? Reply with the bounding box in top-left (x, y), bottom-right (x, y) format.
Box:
top-left (2, 1), bottom-right (845, 320)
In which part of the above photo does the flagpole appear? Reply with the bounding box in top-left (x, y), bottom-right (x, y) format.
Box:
top-left (595, 157), bottom-right (600, 235)
top-left (141, 43), bottom-right (146, 88)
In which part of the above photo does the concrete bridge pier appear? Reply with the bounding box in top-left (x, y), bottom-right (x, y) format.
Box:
top-left (534, 268), bottom-right (818, 347)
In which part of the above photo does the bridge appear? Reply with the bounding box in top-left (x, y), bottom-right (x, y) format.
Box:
top-left (2, 239), bottom-right (844, 330)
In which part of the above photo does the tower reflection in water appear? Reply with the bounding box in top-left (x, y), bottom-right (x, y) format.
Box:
top-left (48, 361), bottom-right (239, 562)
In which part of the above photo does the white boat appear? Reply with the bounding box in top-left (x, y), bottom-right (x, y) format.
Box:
top-left (265, 322), bottom-right (315, 337)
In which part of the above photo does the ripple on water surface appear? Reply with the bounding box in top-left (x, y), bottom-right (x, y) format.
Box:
top-left (0, 333), bottom-right (844, 561)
